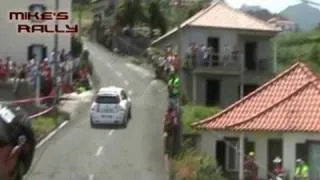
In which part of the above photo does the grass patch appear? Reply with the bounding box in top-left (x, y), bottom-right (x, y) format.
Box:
top-left (275, 29), bottom-right (320, 72)
top-left (32, 116), bottom-right (64, 140)
top-left (182, 105), bottom-right (220, 134)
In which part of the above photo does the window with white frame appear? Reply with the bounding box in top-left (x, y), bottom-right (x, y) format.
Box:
top-left (225, 138), bottom-right (239, 171)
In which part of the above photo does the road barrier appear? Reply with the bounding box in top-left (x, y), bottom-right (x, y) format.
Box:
top-left (0, 95), bottom-right (76, 119)
top-left (28, 106), bottom-right (54, 119)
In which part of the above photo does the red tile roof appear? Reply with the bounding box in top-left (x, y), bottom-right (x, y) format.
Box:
top-left (192, 62), bottom-right (320, 132)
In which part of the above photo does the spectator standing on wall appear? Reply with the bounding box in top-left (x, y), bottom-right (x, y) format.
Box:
top-left (59, 49), bottom-right (66, 63)
top-left (5, 57), bottom-right (10, 72)
top-left (28, 54), bottom-right (37, 88)
top-left (0, 59), bottom-right (7, 81)
top-left (48, 50), bottom-right (56, 78)
top-left (295, 159), bottom-right (309, 180)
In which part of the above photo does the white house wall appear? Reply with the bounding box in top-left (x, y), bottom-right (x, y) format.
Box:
top-left (181, 26), bottom-right (274, 70)
top-left (0, 0), bottom-right (72, 64)
top-left (200, 130), bottom-right (320, 179)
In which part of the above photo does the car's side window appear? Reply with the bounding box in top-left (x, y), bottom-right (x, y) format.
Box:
top-left (121, 91), bottom-right (127, 100)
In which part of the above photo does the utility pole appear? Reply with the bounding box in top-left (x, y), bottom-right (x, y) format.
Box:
top-left (53, 0), bottom-right (60, 109)
top-left (176, 0), bottom-right (183, 57)
top-left (239, 133), bottom-right (245, 180)
top-left (239, 51), bottom-right (244, 99)
top-left (239, 51), bottom-right (245, 180)
top-left (35, 57), bottom-right (41, 107)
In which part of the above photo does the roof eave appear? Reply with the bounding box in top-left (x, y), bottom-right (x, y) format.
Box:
top-left (151, 26), bottom-right (187, 46)
top-left (151, 25), bottom-right (280, 46)
top-left (189, 24), bottom-right (281, 33)
top-left (196, 127), bottom-right (320, 134)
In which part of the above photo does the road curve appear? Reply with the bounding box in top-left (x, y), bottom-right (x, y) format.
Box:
top-left (25, 40), bottom-right (168, 180)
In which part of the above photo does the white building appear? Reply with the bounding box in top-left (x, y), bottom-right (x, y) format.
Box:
top-left (151, 0), bottom-right (280, 108)
top-left (192, 62), bottom-right (320, 180)
top-left (0, 0), bottom-right (72, 64)
top-left (268, 16), bottom-right (297, 32)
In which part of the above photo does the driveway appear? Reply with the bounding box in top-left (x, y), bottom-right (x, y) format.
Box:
top-left (25, 40), bottom-right (168, 180)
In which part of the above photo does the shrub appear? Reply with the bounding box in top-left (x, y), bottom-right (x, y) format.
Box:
top-left (182, 105), bottom-right (220, 134)
top-left (275, 30), bottom-right (320, 72)
top-left (71, 35), bottom-right (83, 57)
top-left (172, 149), bottom-right (225, 180)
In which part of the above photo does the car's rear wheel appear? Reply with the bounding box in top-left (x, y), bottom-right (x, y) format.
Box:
top-left (90, 117), bottom-right (96, 128)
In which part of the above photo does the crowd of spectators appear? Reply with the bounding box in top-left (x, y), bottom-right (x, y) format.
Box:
top-left (149, 45), bottom-right (181, 80)
top-left (0, 49), bottom-right (90, 101)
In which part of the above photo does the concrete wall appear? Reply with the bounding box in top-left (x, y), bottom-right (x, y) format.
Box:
top-left (200, 130), bottom-right (320, 179)
top-left (0, 0), bottom-right (72, 64)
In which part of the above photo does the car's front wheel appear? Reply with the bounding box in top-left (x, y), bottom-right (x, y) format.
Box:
top-left (121, 115), bottom-right (128, 128)
top-left (128, 108), bottom-right (132, 120)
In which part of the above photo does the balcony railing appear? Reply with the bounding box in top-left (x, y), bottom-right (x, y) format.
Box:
top-left (183, 52), bottom-right (272, 73)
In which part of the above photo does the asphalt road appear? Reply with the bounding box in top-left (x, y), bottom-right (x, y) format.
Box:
top-left (25, 40), bottom-right (168, 180)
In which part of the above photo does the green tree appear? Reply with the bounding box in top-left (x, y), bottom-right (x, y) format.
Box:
top-left (146, 1), bottom-right (167, 37)
top-left (72, 0), bottom-right (90, 34)
top-left (309, 44), bottom-right (320, 67)
top-left (116, 0), bottom-right (144, 28)
top-left (187, 0), bottom-right (205, 18)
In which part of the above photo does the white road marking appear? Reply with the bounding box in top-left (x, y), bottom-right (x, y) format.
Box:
top-left (125, 63), bottom-right (153, 78)
top-left (88, 174), bottom-right (94, 180)
top-left (128, 90), bottom-right (133, 96)
top-left (124, 80), bottom-right (129, 86)
top-left (95, 146), bottom-right (104, 156)
top-left (36, 121), bottom-right (69, 149)
top-left (116, 71), bottom-right (122, 77)
top-left (108, 130), bottom-right (114, 136)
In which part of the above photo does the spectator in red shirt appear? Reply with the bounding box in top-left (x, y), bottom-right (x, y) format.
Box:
top-left (244, 152), bottom-right (258, 180)
top-left (79, 67), bottom-right (88, 80)
top-left (272, 156), bottom-right (285, 177)
top-left (0, 59), bottom-right (6, 80)
top-left (172, 54), bottom-right (181, 72)
top-left (164, 106), bottom-right (178, 157)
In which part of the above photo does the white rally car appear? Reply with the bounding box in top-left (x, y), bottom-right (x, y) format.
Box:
top-left (90, 86), bottom-right (132, 127)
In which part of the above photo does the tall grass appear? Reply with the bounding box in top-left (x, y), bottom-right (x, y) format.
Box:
top-left (275, 29), bottom-right (320, 72)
